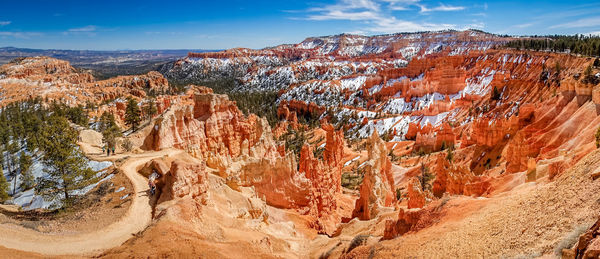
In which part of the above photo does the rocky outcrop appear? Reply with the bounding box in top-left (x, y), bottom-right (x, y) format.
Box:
top-left (414, 122), bottom-right (455, 152)
top-left (159, 160), bottom-right (209, 203)
top-left (143, 88), bottom-right (265, 160)
top-left (431, 155), bottom-right (490, 197)
top-left (383, 208), bottom-right (423, 240)
top-left (352, 131), bottom-right (395, 220)
top-left (564, 217), bottom-right (600, 258)
top-left (0, 57), bottom-right (169, 106)
top-left (407, 177), bottom-right (426, 209)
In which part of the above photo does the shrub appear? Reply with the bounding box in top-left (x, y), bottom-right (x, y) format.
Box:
top-left (121, 138), bottom-right (134, 152)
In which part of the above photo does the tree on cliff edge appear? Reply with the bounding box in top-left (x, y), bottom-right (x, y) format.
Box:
top-left (35, 115), bottom-right (95, 207)
top-left (125, 97), bottom-right (142, 132)
top-left (143, 98), bottom-right (157, 121)
top-left (0, 168), bottom-right (9, 202)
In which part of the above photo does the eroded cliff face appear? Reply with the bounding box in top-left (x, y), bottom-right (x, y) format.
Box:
top-left (6, 29), bottom-right (590, 258)
top-left (142, 86), bottom-right (351, 234)
top-left (0, 56), bottom-right (168, 106)
top-left (351, 131), bottom-right (395, 220)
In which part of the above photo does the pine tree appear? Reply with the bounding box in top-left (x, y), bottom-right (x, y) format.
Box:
top-left (6, 142), bottom-right (19, 195)
top-left (19, 152), bottom-right (34, 190)
top-left (102, 124), bottom-right (122, 151)
top-left (446, 146), bottom-right (454, 163)
top-left (98, 112), bottom-right (118, 133)
top-left (125, 98), bottom-right (142, 132)
top-left (491, 86), bottom-right (501, 100)
top-left (143, 99), bottom-right (158, 121)
top-left (418, 163), bottom-right (434, 191)
top-left (35, 115), bottom-right (95, 206)
top-left (0, 168), bottom-right (9, 202)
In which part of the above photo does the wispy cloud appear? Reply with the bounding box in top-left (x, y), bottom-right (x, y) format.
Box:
top-left (0, 21), bottom-right (11, 26)
top-left (514, 23), bottom-right (534, 29)
top-left (300, 0), bottom-right (472, 34)
top-left (550, 16), bottom-right (600, 29)
top-left (0, 31), bottom-right (43, 39)
top-left (418, 3), bottom-right (465, 13)
top-left (68, 25), bottom-right (97, 32)
top-left (462, 21), bottom-right (485, 30)
top-left (380, 0), bottom-right (420, 11)
top-left (64, 25), bottom-right (98, 36)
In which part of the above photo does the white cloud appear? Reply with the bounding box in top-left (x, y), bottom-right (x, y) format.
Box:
top-left (550, 16), bottom-right (600, 29)
top-left (0, 31), bottom-right (42, 39)
top-left (380, 0), bottom-right (420, 10)
top-left (0, 21), bottom-right (10, 26)
top-left (301, 0), bottom-right (464, 34)
top-left (514, 23), bottom-right (533, 29)
top-left (368, 16), bottom-right (456, 33)
top-left (68, 25), bottom-right (97, 32)
top-left (418, 3), bottom-right (465, 13)
top-left (462, 22), bottom-right (485, 30)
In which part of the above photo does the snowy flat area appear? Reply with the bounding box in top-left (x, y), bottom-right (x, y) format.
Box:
top-left (5, 156), bottom-right (113, 210)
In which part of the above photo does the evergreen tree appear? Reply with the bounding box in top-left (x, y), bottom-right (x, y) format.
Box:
top-left (102, 124), bottom-right (122, 151)
top-left (491, 86), bottom-right (501, 100)
top-left (0, 168), bottom-right (9, 202)
top-left (418, 163), bottom-right (434, 191)
top-left (65, 105), bottom-right (89, 127)
top-left (19, 152), bottom-right (34, 190)
top-left (6, 142), bottom-right (19, 195)
top-left (143, 99), bottom-right (158, 121)
top-left (98, 112), bottom-right (118, 133)
top-left (446, 146), bottom-right (454, 163)
top-left (35, 115), bottom-right (95, 206)
top-left (124, 98), bottom-right (142, 132)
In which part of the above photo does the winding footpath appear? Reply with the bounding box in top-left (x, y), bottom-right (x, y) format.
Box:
top-left (0, 149), bottom-right (182, 256)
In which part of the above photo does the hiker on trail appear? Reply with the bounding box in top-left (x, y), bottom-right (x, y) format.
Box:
top-left (111, 146), bottom-right (115, 155)
top-left (148, 171), bottom-right (159, 196)
top-left (107, 146), bottom-right (111, 156)
top-left (102, 145), bottom-right (105, 154)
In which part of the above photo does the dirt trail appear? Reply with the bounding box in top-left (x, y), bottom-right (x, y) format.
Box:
top-left (0, 149), bottom-right (182, 256)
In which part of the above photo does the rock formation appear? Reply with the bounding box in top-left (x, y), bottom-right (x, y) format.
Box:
top-left (0, 57), bottom-right (168, 106)
top-left (351, 131), bottom-right (395, 220)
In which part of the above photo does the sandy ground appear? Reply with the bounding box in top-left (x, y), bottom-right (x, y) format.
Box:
top-left (0, 149), bottom-right (182, 256)
top-left (370, 150), bottom-right (600, 258)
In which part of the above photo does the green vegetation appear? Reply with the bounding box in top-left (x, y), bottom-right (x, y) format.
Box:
top-left (99, 112), bottom-right (122, 151)
top-left (125, 97), bottom-right (142, 131)
top-left (0, 98), bottom-right (96, 207)
top-left (505, 34), bottom-right (600, 57)
top-left (0, 168), bottom-right (8, 202)
top-left (36, 115), bottom-right (96, 206)
top-left (395, 187), bottom-right (405, 201)
top-left (143, 98), bottom-right (158, 121)
top-left (279, 126), bottom-right (307, 159)
top-left (446, 143), bottom-right (455, 163)
top-left (19, 153), bottom-right (33, 190)
top-left (229, 91), bottom-right (279, 128)
top-left (51, 103), bottom-right (90, 127)
top-left (121, 138), bottom-right (133, 152)
top-left (491, 86), bottom-right (501, 101)
top-left (417, 163), bottom-right (434, 191)
top-left (169, 78), bottom-right (281, 128)
top-left (582, 65), bottom-right (599, 85)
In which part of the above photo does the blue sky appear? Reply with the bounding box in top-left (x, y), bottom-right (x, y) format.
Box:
top-left (0, 0), bottom-right (599, 50)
